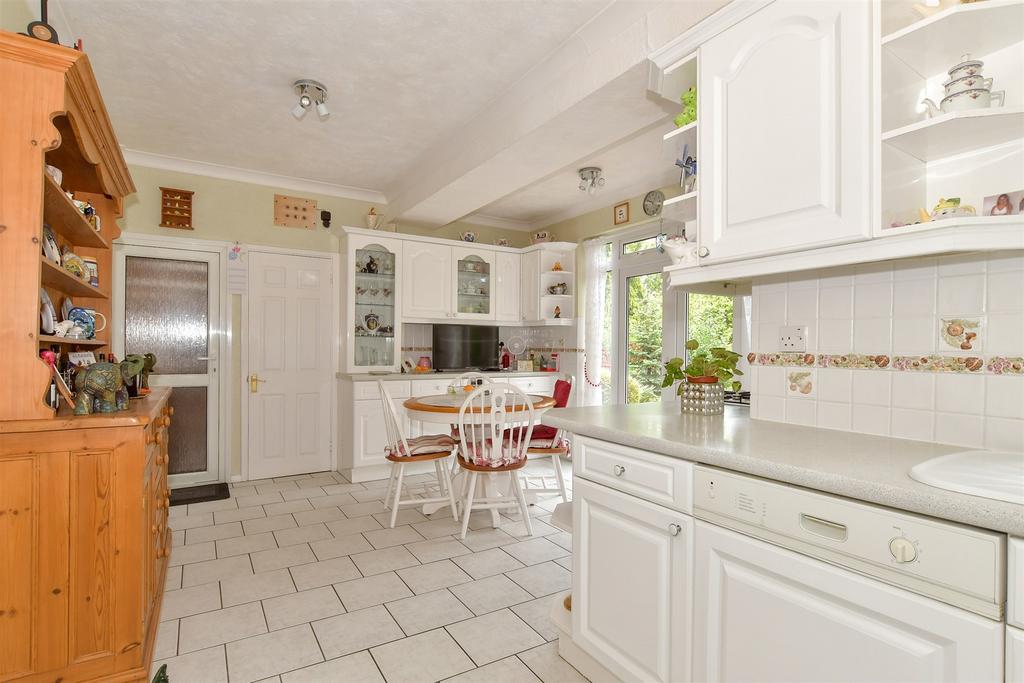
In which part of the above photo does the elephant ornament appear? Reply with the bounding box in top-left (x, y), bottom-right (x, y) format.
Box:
top-left (73, 357), bottom-right (146, 415)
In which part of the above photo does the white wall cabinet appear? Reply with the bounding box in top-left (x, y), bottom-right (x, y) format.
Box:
top-left (402, 240), bottom-right (452, 321)
top-left (342, 233), bottom-right (403, 373)
top-left (519, 250), bottom-right (540, 323)
top-left (697, 0), bottom-right (873, 263)
top-left (693, 520), bottom-right (1002, 683)
top-left (494, 251), bottom-right (521, 323)
top-left (452, 246), bottom-right (496, 321)
top-left (572, 478), bottom-right (692, 683)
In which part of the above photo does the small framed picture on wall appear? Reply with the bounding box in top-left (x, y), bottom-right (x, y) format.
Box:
top-left (613, 201), bottom-right (630, 225)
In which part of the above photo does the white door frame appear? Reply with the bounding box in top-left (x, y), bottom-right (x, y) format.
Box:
top-left (602, 223), bottom-right (680, 405)
top-left (113, 232), bottom-right (232, 488)
top-left (239, 245), bottom-right (340, 482)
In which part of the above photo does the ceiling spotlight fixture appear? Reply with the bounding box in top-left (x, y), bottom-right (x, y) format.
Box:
top-left (292, 79), bottom-right (329, 121)
top-left (578, 167), bottom-right (606, 195)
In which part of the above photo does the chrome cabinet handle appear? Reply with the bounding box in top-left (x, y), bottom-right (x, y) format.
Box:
top-left (612, 464), bottom-right (626, 477)
top-left (698, 246), bottom-right (710, 258)
top-left (668, 523), bottom-right (682, 536)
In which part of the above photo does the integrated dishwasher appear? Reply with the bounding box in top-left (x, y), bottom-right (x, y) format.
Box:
top-left (691, 466), bottom-right (1006, 682)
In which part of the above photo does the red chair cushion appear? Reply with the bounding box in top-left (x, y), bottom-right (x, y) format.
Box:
top-left (531, 379), bottom-right (573, 441)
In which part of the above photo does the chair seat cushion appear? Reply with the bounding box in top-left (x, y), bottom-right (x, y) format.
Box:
top-left (530, 425), bottom-right (558, 440)
top-left (386, 434), bottom-right (456, 458)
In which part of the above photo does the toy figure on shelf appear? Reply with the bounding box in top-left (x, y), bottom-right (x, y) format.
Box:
top-left (554, 306), bottom-right (562, 319)
top-left (674, 86), bottom-right (697, 128)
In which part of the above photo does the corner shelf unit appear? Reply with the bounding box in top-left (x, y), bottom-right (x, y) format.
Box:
top-left (879, 0), bottom-right (1024, 232)
top-left (1, 33), bottom-right (134, 421)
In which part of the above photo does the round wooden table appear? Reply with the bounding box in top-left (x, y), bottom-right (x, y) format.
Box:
top-left (402, 393), bottom-right (557, 518)
top-left (403, 393), bottom-right (556, 423)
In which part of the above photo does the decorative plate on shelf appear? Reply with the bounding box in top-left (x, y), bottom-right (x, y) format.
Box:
top-left (61, 296), bottom-right (74, 321)
top-left (42, 225), bottom-right (60, 264)
top-left (40, 288), bottom-right (56, 334)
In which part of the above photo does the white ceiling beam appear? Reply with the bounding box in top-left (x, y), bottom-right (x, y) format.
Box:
top-left (385, 0), bottom-right (730, 228)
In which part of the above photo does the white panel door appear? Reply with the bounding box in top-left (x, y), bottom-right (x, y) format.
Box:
top-left (402, 241), bottom-right (452, 320)
top-left (248, 252), bottom-right (335, 479)
top-left (693, 521), bottom-right (1003, 683)
top-left (494, 251), bottom-right (521, 322)
top-left (573, 478), bottom-right (692, 683)
top-left (520, 250), bottom-right (540, 322)
top-left (699, 0), bottom-right (872, 263)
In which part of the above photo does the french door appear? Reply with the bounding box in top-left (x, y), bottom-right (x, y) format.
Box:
top-left (114, 244), bottom-right (223, 488)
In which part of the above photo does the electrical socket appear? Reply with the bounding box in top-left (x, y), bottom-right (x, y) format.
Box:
top-left (779, 325), bottom-right (807, 352)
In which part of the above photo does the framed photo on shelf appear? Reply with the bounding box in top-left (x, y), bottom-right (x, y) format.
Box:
top-left (982, 190), bottom-right (1024, 217)
top-left (613, 201), bottom-right (630, 225)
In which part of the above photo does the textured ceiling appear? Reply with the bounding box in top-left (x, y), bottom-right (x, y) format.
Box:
top-left (55, 0), bottom-right (612, 193)
top-left (476, 122), bottom-right (682, 226)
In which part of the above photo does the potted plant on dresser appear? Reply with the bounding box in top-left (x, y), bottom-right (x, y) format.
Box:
top-left (662, 339), bottom-right (741, 415)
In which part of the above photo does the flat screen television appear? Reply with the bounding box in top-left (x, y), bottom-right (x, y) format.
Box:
top-left (431, 325), bottom-right (499, 371)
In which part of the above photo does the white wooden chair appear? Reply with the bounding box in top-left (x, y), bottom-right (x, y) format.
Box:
top-left (379, 380), bottom-right (459, 528)
top-left (520, 376), bottom-right (573, 504)
top-left (455, 383), bottom-right (535, 540)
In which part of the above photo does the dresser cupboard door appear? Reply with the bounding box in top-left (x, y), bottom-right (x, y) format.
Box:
top-left (572, 478), bottom-right (692, 683)
top-left (402, 241), bottom-right (452, 320)
top-left (494, 251), bottom-right (521, 322)
top-left (698, 0), bottom-right (872, 263)
top-left (0, 452), bottom-right (69, 678)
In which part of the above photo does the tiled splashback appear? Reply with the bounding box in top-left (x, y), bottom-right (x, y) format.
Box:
top-left (749, 252), bottom-right (1024, 451)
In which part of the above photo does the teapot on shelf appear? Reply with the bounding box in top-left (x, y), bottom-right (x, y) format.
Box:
top-left (921, 54), bottom-right (1005, 118)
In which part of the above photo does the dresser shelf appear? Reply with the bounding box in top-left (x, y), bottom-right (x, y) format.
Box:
top-left (42, 173), bottom-right (109, 249)
top-left (40, 257), bottom-right (107, 299)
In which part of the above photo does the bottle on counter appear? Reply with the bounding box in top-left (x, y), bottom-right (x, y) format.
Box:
top-left (500, 342), bottom-right (511, 370)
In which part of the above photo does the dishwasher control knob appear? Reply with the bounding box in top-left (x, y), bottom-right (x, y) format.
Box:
top-left (889, 537), bottom-right (917, 563)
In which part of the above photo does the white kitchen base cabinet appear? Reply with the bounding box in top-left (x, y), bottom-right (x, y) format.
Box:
top-left (572, 478), bottom-right (692, 683)
top-left (693, 521), bottom-right (1003, 683)
top-left (698, 0), bottom-right (872, 263)
top-left (1009, 626), bottom-right (1024, 683)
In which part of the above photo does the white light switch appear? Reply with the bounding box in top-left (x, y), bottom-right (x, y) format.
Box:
top-left (779, 325), bottom-right (807, 352)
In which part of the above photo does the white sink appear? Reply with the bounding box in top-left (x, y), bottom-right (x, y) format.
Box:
top-left (909, 451), bottom-right (1024, 505)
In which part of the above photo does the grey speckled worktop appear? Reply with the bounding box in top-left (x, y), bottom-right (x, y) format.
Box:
top-left (542, 402), bottom-right (1024, 536)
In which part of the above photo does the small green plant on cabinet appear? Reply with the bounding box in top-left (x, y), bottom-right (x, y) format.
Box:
top-left (662, 339), bottom-right (743, 393)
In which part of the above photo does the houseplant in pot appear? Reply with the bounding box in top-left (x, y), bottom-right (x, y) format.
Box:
top-left (662, 339), bottom-right (742, 415)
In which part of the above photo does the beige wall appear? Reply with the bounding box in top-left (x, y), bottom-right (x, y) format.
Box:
top-left (0, 1), bottom-right (32, 33)
top-left (541, 184), bottom-right (684, 244)
top-left (122, 165), bottom-right (530, 250)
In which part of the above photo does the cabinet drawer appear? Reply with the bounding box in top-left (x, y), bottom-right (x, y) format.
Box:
top-left (354, 380), bottom-right (411, 401)
top-left (574, 436), bottom-right (692, 513)
top-left (410, 378), bottom-right (454, 397)
top-left (1010, 538), bottom-right (1024, 629)
top-left (508, 376), bottom-right (556, 395)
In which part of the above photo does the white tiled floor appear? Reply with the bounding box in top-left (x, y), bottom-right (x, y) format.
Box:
top-left (157, 459), bottom-right (586, 683)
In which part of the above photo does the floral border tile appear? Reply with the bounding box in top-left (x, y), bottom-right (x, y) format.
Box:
top-left (817, 353), bottom-right (890, 369)
top-left (755, 352), bottom-right (815, 367)
top-left (986, 356), bottom-right (1024, 375)
top-left (892, 355), bottom-right (984, 373)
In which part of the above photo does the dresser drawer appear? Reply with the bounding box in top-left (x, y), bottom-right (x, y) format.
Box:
top-left (573, 436), bottom-right (692, 513)
top-left (354, 380), bottom-right (410, 401)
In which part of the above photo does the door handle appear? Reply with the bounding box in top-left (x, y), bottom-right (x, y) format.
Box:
top-left (248, 374), bottom-right (266, 393)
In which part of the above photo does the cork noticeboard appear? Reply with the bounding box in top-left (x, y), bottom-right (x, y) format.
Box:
top-left (274, 194), bottom-right (318, 230)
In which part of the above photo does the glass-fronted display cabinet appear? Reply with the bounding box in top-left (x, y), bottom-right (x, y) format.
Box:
top-left (344, 234), bottom-right (402, 372)
top-left (452, 247), bottom-right (495, 321)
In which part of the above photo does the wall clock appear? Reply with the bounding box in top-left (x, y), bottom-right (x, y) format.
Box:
top-left (643, 190), bottom-right (665, 216)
